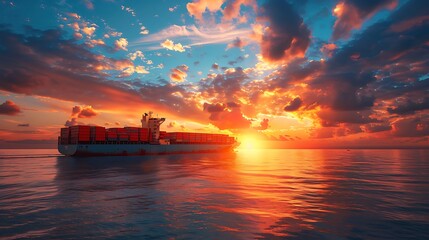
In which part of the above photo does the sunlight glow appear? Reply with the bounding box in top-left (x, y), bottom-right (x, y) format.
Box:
top-left (238, 135), bottom-right (264, 149)
top-left (333, 3), bottom-right (344, 16)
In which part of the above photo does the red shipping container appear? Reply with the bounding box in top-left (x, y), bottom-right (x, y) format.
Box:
top-left (119, 134), bottom-right (128, 141)
top-left (91, 126), bottom-right (106, 141)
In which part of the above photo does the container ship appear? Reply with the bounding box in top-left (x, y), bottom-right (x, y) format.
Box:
top-left (58, 112), bottom-right (239, 156)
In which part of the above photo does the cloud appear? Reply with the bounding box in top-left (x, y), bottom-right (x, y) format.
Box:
top-left (82, 26), bottom-right (96, 36)
top-left (83, 0), bottom-right (94, 9)
top-left (114, 38), bottom-right (128, 51)
top-left (140, 26), bottom-right (149, 35)
top-left (320, 43), bottom-right (337, 58)
top-left (160, 39), bottom-right (186, 52)
top-left (67, 13), bottom-right (81, 20)
top-left (71, 105), bottom-right (97, 118)
top-left (211, 63), bottom-right (219, 70)
top-left (65, 118), bottom-right (83, 127)
top-left (254, 118), bottom-right (269, 130)
top-left (17, 123), bottom-right (30, 127)
top-left (332, 0), bottom-right (398, 40)
top-left (387, 97), bottom-right (429, 115)
top-left (170, 65), bottom-right (189, 82)
top-left (0, 100), bottom-right (21, 115)
top-left (227, 37), bottom-right (248, 49)
top-left (256, 0), bottom-right (311, 63)
top-left (68, 22), bottom-right (80, 31)
top-left (73, 32), bottom-right (83, 40)
top-left (135, 66), bottom-right (149, 74)
top-left (134, 24), bottom-right (252, 49)
top-left (311, 124), bottom-right (363, 139)
top-left (203, 104), bottom-right (251, 130)
top-left (318, 110), bottom-right (379, 127)
top-left (247, 0), bottom-right (429, 140)
top-left (169, 5), bottom-right (179, 12)
top-left (167, 121), bottom-right (177, 128)
top-left (128, 50), bottom-right (144, 61)
top-left (118, 65), bottom-right (149, 78)
top-left (223, 0), bottom-right (256, 22)
top-left (284, 97), bottom-right (302, 111)
top-left (186, 0), bottom-right (224, 21)
top-left (121, 5), bottom-right (136, 17)
top-left (198, 67), bottom-right (248, 105)
top-left (203, 102), bottom-right (225, 113)
top-left (392, 117), bottom-right (429, 137)
top-left (363, 123), bottom-right (392, 133)
top-left (0, 27), bottom-right (171, 115)
top-left (87, 39), bottom-right (105, 48)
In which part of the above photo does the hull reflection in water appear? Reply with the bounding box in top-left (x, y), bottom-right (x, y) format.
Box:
top-left (0, 149), bottom-right (428, 239)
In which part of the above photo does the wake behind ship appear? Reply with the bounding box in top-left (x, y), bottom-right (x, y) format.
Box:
top-left (58, 112), bottom-right (238, 156)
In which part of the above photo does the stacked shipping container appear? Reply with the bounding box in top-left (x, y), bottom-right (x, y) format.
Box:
top-left (124, 127), bottom-right (139, 142)
top-left (60, 127), bottom-right (235, 145)
top-left (90, 126), bottom-right (106, 142)
top-left (60, 128), bottom-right (70, 144)
top-left (70, 125), bottom-right (90, 144)
top-left (139, 128), bottom-right (149, 142)
top-left (165, 132), bottom-right (234, 144)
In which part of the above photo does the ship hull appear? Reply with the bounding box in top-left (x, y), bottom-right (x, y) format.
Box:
top-left (58, 143), bottom-right (236, 156)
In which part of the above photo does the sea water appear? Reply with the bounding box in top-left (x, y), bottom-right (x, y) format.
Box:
top-left (0, 149), bottom-right (428, 239)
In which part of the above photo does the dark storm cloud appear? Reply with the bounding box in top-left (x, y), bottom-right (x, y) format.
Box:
top-left (363, 123), bottom-right (392, 133)
top-left (257, 0), bottom-right (311, 62)
top-left (0, 100), bottom-right (21, 115)
top-left (387, 97), bottom-right (429, 115)
top-left (198, 67), bottom-right (248, 102)
top-left (226, 102), bottom-right (241, 108)
top-left (318, 110), bottom-right (380, 127)
top-left (284, 97), bottom-right (302, 112)
top-left (269, 0), bottom-right (429, 130)
top-left (203, 103), bottom-right (225, 113)
top-left (392, 116), bottom-right (429, 137)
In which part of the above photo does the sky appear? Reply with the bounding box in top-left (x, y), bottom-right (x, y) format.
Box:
top-left (0, 0), bottom-right (428, 148)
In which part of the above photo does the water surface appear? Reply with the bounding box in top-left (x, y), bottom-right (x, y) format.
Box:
top-left (1, 149), bottom-right (428, 239)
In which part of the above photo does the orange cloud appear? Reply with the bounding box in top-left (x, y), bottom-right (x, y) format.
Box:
top-left (227, 37), bottom-right (248, 49)
top-left (332, 0), bottom-right (397, 40)
top-left (160, 39), bottom-right (186, 52)
top-left (320, 43), bottom-right (337, 58)
top-left (223, 0), bottom-right (256, 21)
top-left (0, 100), bottom-right (21, 115)
top-left (114, 38), bottom-right (128, 51)
top-left (71, 105), bottom-right (98, 118)
top-left (82, 26), bottom-right (96, 36)
top-left (256, 0), bottom-right (310, 63)
top-left (186, 0), bottom-right (224, 21)
top-left (170, 65), bottom-right (189, 82)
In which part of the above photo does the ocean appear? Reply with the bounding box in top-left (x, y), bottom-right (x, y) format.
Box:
top-left (0, 149), bottom-right (428, 239)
